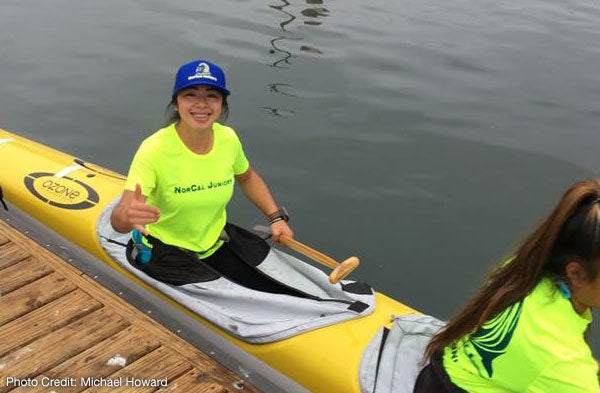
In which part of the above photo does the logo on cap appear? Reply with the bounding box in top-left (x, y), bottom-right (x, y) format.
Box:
top-left (188, 62), bottom-right (217, 82)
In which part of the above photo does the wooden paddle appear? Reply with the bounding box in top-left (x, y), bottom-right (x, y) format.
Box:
top-left (279, 235), bottom-right (360, 284)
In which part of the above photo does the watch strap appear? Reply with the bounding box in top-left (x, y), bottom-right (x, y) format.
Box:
top-left (268, 206), bottom-right (289, 224)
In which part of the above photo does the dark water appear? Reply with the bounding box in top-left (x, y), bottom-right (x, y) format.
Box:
top-left (2, 0), bottom-right (600, 351)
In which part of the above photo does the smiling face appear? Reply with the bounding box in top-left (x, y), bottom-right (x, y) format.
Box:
top-left (175, 85), bottom-right (224, 132)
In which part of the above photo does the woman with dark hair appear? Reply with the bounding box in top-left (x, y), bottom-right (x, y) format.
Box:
top-left (414, 180), bottom-right (600, 392)
top-left (110, 60), bottom-right (295, 293)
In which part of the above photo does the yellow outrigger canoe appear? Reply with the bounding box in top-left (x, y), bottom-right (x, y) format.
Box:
top-left (0, 128), bottom-right (416, 393)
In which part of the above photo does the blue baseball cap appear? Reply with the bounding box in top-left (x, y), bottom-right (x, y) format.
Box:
top-left (172, 60), bottom-right (230, 98)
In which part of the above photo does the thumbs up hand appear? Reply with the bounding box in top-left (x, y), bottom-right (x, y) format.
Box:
top-left (125, 183), bottom-right (160, 236)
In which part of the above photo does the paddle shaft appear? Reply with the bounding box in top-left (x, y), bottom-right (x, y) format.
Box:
top-left (279, 236), bottom-right (338, 269)
top-left (279, 235), bottom-right (360, 284)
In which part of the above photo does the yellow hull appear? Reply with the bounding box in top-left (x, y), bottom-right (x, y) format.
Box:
top-left (0, 128), bottom-right (416, 393)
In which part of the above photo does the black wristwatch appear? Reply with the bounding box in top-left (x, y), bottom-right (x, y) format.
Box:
top-left (268, 206), bottom-right (289, 224)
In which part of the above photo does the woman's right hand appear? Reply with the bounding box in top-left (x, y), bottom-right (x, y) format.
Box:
top-left (111, 183), bottom-right (160, 234)
top-left (126, 183), bottom-right (160, 235)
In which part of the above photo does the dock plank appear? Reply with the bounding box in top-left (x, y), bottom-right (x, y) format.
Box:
top-left (0, 256), bottom-right (53, 295)
top-left (80, 347), bottom-right (192, 393)
top-left (10, 327), bottom-right (161, 393)
top-left (0, 272), bottom-right (77, 326)
top-left (0, 289), bottom-right (102, 357)
top-left (0, 242), bottom-right (31, 270)
top-left (0, 232), bottom-right (8, 246)
top-left (0, 307), bottom-right (131, 391)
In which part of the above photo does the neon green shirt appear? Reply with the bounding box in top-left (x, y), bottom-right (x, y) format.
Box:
top-left (443, 277), bottom-right (599, 393)
top-left (124, 123), bottom-right (249, 256)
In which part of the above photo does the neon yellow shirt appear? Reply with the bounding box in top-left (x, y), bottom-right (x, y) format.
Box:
top-left (443, 277), bottom-right (599, 393)
top-left (124, 123), bottom-right (249, 256)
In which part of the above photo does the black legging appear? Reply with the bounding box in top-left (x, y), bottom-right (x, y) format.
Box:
top-left (203, 242), bottom-right (307, 297)
top-left (413, 352), bottom-right (468, 393)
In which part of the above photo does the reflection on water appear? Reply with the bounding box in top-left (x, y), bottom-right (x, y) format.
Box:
top-left (269, 0), bottom-right (297, 69)
top-left (265, 0), bottom-right (330, 116)
top-left (269, 83), bottom-right (297, 97)
top-left (301, 4), bottom-right (330, 26)
top-left (299, 1), bottom-right (329, 52)
top-left (299, 45), bottom-right (323, 54)
top-left (268, 0), bottom-right (329, 66)
top-left (259, 106), bottom-right (297, 117)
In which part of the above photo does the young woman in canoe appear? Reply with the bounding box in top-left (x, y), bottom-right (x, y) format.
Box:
top-left (110, 59), bottom-right (297, 293)
top-left (414, 179), bottom-right (600, 392)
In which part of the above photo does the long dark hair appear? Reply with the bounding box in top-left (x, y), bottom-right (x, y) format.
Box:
top-left (164, 96), bottom-right (229, 126)
top-left (424, 179), bottom-right (600, 360)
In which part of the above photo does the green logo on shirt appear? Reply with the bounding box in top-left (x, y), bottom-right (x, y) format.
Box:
top-left (173, 178), bottom-right (233, 194)
top-left (469, 301), bottom-right (524, 377)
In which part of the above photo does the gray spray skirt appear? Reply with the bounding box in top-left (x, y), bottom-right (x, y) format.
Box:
top-left (97, 199), bottom-right (375, 343)
top-left (359, 314), bottom-right (445, 393)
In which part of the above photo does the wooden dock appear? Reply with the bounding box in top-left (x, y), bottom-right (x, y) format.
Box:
top-left (0, 219), bottom-right (262, 393)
